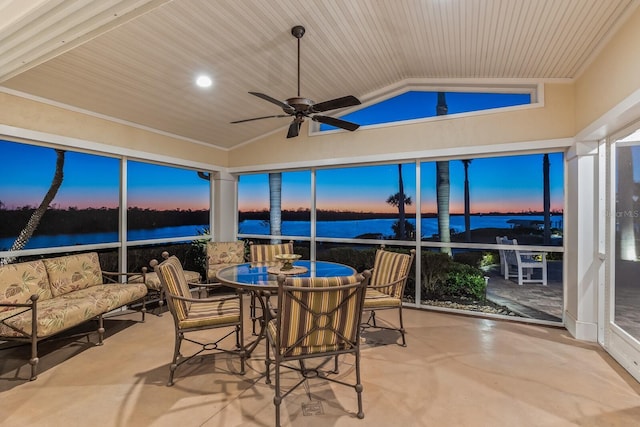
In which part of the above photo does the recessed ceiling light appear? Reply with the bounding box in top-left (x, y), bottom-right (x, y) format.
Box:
top-left (195, 74), bottom-right (213, 88)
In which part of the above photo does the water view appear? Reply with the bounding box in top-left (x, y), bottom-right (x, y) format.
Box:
top-left (0, 214), bottom-right (563, 250)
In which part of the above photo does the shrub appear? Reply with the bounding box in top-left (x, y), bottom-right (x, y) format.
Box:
top-left (452, 251), bottom-right (483, 268)
top-left (317, 246), bottom-right (377, 272)
top-left (444, 263), bottom-right (487, 300)
top-left (421, 251), bottom-right (451, 297)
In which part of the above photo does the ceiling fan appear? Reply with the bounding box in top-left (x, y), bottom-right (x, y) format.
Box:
top-left (231, 25), bottom-right (361, 138)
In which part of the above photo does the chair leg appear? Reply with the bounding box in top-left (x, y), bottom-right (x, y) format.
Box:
top-left (398, 306), bottom-right (407, 347)
top-left (152, 289), bottom-right (164, 317)
top-left (236, 325), bottom-right (246, 375)
top-left (354, 351), bottom-right (364, 420)
top-left (168, 331), bottom-right (183, 387)
top-left (29, 335), bottom-right (39, 381)
top-left (265, 337), bottom-right (272, 384)
top-left (370, 310), bottom-right (377, 327)
top-left (274, 361), bottom-right (282, 427)
top-left (96, 314), bottom-right (105, 345)
top-left (250, 293), bottom-right (258, 335)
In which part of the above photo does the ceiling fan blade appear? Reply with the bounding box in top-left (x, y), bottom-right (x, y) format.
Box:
top-left (230, 114), bottom-right (289, 124)
top-left (312, 95), bottom-right (361, 112)
top-left (248, 92), bottom-right (294, 112)
top-left (312, 115), bottom-right (360, 131)
top-left (286, 120), bottom-right (301, 138)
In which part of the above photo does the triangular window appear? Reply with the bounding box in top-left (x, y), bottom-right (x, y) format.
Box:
top-left (318, 90), bottom-right (533, 131)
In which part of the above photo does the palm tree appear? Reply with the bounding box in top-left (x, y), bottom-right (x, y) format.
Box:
top-left (386, 164), bottom-right (413, 239)
top-left (543, 154), bottom-right (551, 244)
top-left (436, 92), bottom-right (451, 254)
top-left (462, 159), bottom-right (472, 242)
top-left (2, 149), bottom-right (65, 265)
top-left (269, 172), bottom-right (283, 243)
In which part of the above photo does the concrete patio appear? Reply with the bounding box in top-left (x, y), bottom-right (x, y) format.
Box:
top-left (2, 298), bottom-right (640, 426)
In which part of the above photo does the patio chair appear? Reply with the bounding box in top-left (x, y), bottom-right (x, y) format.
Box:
top-left (497, 236), bottom-right (547, 286)
top-left (362, 248), bottom-right (415, 347)
top-left (206, 240), bottom-right (247, 284)
top-left (151, 254), bottom-right (245, 386)
top-left (248, 240), bottom-right (294, 263)
top-left (265, 271), bottom-right (370, 427)
top-left (129, 251), bottom-right (201, 316)
top-left (248, 240), bottom-right (295, 334)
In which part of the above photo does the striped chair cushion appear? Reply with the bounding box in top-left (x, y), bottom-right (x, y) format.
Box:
top-left (369, 249), bottom-right (412, 298)
top-left (154, 256), bottom-right (193, 321)
top-left (249, 242), bottom-right (294, 262)
top-left (270, 275), bottom-right (362, 357)
top-left (177, 297), bottom-right (240, 329)
top-left (363, 288), bottom-right (402, 308)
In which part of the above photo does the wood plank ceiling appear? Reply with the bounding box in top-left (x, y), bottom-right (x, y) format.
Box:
top-left (0, 0), bottom-right (638, 150)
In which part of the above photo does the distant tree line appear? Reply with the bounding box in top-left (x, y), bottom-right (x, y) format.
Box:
top-left (238, 209), bottom-right (559, 222)
top-left (0, 207), bottom-right (208, 237)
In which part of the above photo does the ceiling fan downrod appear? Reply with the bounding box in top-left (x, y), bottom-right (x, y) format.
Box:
top-left (291, 25), bottom-right (305, 97)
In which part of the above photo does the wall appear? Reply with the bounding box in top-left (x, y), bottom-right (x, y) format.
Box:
top-left (575, 5), bottom-right (640, 137)
top-left (0, 91), bottom-right (228, 167)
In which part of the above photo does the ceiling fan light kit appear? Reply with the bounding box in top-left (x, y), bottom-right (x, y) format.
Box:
top-left (231, 25), bottom-right (361, 138)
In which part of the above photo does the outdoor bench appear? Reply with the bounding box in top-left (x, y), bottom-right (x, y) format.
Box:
top-left (0, 251), bottom-right (148, 380)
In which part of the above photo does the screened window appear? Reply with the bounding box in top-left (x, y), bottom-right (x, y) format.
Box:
top-left (237, 171), bottom-right (311, 237)
top-left (319, 90), bottom-right (533, 131)
top-left (127, 161), bottom-right (210, 241)
top-left (316, 163), bottom-right (416, 240)
top-left (0, 140), bottom-right (119, 250)
top-left (420, 153), bottom-right (564, 245)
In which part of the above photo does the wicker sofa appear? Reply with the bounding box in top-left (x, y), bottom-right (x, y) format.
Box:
top-left (0, 252), bottom-right (148, 380)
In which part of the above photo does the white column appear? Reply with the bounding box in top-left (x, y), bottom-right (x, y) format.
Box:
top-left (564, 141), bottom-right (600, 341)
top-left (212, 170), bottom-right (238, 242)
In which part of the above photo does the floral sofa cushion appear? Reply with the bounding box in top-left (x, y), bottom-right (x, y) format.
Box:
top-left (43, 252), bottom-right (103, 297)
top-left (0, 260), bottom-right (52, 313)
top-left (0, 283), bottom-right (148, 339)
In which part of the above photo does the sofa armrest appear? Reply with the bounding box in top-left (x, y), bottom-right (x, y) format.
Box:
top-left (0, 294), bottom-right (39, 339)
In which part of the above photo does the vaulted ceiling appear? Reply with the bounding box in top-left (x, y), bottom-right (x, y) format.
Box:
top-left (1, 0), bottom-right (638, 150)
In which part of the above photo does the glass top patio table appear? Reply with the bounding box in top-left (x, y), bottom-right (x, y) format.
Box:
top-left (216, 260), bottom-right (357, 291)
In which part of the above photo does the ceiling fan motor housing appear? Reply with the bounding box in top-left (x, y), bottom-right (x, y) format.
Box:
top-left (286, 97), bottom-right (314, 113)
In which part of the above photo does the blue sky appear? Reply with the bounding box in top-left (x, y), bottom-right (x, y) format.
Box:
top-left (320, 90), bottom-right (531, 130)
top-left (0, 141), bottom-right (208, 210)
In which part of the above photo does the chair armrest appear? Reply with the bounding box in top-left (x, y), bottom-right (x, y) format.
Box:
top-left (165, 292), bottom-right (240, 304)
top-left (519, 252), bottom-right (547, 260)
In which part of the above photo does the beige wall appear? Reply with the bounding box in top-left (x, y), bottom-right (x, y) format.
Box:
top-left (228, 83), bottom-right (575, 168)
top-left (575, 5), bottom-right (640, 134)
top-left (0, 91), bottom-right (228, 167)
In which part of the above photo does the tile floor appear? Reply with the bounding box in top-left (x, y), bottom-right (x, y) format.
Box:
top-left (2, 299), bottom-right (640, 427)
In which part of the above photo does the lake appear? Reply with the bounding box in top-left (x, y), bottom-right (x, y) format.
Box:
top-left (0, 215), bottom-right (562, 250)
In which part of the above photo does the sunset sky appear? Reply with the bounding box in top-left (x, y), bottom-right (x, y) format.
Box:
top-left (2, 139), bottom-right (564, 214)
top-left (237, 153), bottom-right (564, 214)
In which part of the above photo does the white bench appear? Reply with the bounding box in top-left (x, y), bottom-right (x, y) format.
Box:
top-left (496, 236), bottom-right (547, 286)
